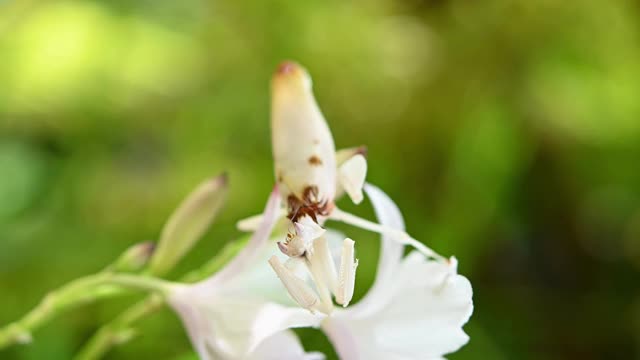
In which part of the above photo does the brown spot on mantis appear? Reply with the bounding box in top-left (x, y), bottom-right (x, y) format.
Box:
top-left (308, 155), bottom-right (323, 166)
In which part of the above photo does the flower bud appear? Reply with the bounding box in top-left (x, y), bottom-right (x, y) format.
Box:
top-left (111, 241), bottom-right (155, 273)
top-left (148, 173), bottom-right (228, 276)
top-left (271, 61), bottom-right (337, 206)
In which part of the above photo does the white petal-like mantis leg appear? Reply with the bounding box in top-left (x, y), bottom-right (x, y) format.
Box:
top-left (269, 256), bottom-right (321, 314)
top-left (198, 186), bottom-right (282, 290)
top-left (305, 236), bottom-right (338, 313)
top-left (337, 154), bottom-right (367, 205)
top-left (309, 236), bottom-right (338, 294)
top-left (328, 207), bottom-right (446, 262)
top-left (305, 259), bottom-right (334, 315)
top-left (334, 146), bottom-right (367, 202)
top-left (335, 146), bottom-right (367, 166)
top-left (335, 238), bottom-right (358, 307)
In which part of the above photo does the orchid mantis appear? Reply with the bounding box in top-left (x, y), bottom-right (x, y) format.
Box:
top-left (168, 62), bottom-right (473, 360)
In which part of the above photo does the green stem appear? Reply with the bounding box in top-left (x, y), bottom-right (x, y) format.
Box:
top-left (0, 274), bottom-right (110, 348)
top-left (74, 294), bottom-right (165, 360)
top-left (74, 239), bottom-right (247, 360)
top-left (0, 273), bottom-right (173, 349)
top-left (104, 274), bottom-right (175, 295)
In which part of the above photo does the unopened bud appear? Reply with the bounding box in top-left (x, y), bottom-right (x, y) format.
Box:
top-left (111, 241), bottom-right (155, 273)
top-left (338, 154), bottom-right (367, 204)
top-left (148, 173), bottom-right (228, 276)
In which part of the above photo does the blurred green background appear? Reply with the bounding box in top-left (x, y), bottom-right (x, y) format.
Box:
top-left (1, 0), bottom-right (639, 359)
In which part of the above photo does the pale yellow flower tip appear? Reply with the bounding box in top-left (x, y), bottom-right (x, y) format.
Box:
top-left (271, 60), bottom-right (312, 96)
top-left (271, 61), bottom-right (337, 206)
top-left (111, 241), bottom-right (155, 273)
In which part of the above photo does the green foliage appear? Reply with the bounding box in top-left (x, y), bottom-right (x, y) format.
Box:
top-left (1, 0), bottom-right (639, 359)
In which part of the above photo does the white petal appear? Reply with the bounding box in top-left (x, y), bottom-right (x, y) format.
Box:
top-left (323, 253), bottom-right (473, 360)
top-left (364, 183), bottom-right (405, 280)
top-left (237, 208), bottom-right (287, 232)
top-left (346, 184), bottom-right (405, 315)
top-left (370, 254), bottom-right (472, 357)
top-left (168, 287), bottom-right (262, 359)
top-left (321, 318), bottom-right (360, 360)
top-left (169, 287), bottom-right (322, 359)
top-left (168, 286), bottom-right (212, 358)
top-left (219, 247), bottom-right (300, 307)
top-left (250, 302), bottom-right (324, 352)
top-left (167, 187), bottom-right (324, 359)
top-left (202, 186), bottom-right (282, 288)
top-left (247, 331), bottom-right (324, 360)
top-left (338, 154), bottom-right (367, 204)
top-left (168, 233), bottom-right (323, 359)
top-left (335, 238), bottom-right (358, 307)
top-left (271, 61), bottom-right (337, 203)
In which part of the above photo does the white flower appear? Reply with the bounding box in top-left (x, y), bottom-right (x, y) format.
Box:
top-left (322, 252), bottom-right (472, 360)
top-left (252, 184), bottom-right (474, 359)
top-left (167, 184), bottom-right (472, 360)
top-left (169, 61), bottom-right (473, 360)
top-left (167, 187), bottom-right (324, 360)
top-left (247, 331), bottom-right (323, 360)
